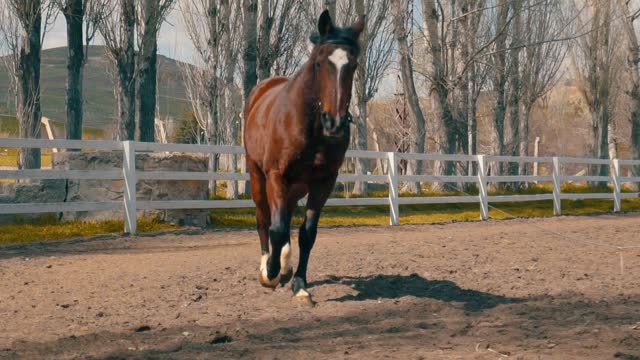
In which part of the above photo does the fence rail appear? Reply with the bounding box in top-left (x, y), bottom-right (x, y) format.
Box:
top-left (1, 138), bottom-right (639, 234)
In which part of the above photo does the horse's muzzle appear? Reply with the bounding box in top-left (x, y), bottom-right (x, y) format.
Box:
top-left (321, 112), bottom-right (350, 138)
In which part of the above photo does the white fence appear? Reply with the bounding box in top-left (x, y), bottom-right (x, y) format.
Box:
top-left (1, 138), bottom-right (639, 234)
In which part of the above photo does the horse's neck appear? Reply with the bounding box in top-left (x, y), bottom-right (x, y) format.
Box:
top-left (290, 62), bottom-right (321, 119)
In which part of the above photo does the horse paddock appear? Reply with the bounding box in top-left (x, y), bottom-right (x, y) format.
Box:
top-left (1, 214), bottom-right (639, 359)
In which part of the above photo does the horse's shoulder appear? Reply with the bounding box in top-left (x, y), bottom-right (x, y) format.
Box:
top-left (246, 77), bottom-right (289, 112)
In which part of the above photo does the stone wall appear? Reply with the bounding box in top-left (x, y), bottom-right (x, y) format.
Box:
top-left (1, 151), bottom-right (211, 226)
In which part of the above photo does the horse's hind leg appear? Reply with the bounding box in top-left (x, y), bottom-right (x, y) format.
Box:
top-left (259, 172), bottom-right (292, 288)
top-left (292, 179), bottom-right (334, 305)
top-left (248, 162), bottom-right (273, 288)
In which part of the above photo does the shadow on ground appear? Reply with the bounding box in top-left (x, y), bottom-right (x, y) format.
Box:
top-left (311, 273), bottom-right (520, 311)
top-left (3, 282), bottom-right (639, 360)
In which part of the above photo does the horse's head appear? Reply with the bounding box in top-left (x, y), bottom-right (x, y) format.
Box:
top-left (309, 10), bottom-right (364, 138)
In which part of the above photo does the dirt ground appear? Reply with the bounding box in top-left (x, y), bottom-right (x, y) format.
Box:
top-left (1, 214), bottom-right (640, 360)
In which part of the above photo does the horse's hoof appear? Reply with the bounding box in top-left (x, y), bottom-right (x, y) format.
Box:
top-left (279, 267), bottom-right (293, 286)
top-left (292, 290), bottom-right (316, 307)
top-left (259, 271), bottom-right (281, 289)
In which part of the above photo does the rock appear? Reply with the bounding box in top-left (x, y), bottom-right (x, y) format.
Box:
top-left (52, 151), bottom-right (211, 226)
top-left (0, 179), bottom-right (66, 223)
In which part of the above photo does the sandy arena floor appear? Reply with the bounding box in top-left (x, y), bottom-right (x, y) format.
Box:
top-left (1, 214), bottom-right (640, 359)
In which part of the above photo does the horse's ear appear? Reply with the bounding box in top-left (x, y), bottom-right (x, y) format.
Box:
top-left (351, 15), bottom-right (365, 39)
top-left (318, 9), bottom-right (334, 37)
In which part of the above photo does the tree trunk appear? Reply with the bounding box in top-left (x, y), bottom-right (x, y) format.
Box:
top-left (590, 106), bottom-right (609, 186)
top-left (422, 0), bottom-right (455, 189)
top-left (622, 2), bottom-right (640, 188)
top-left (136, 0), bottom-right (160, 143)
top-left (490, 0), bottom-right (509, 178)
top-left (221, 0), bottom-right (238, 199)
top-left (518, 103), bottom-right (532, 176)
top-left (257, 0), bottom-right (273, 81)
top-left (136, 41), bottom-right (158, 142)
top-left (352, 0), bottom-right (368, 195)
top-left (16, 1), bottom-right (43, 170)
top-left (114, 0), bottom-right (136, 141)
top-left (506, 0), bottom-right (522, 181)
top-left (392, 0), bottom-right (425, 193)
top-left (243, 0), bottom-right (258, 99)
top-left (241, 0), bottom-right (258, 196)
top-left (63, 0), bottom-right (84, 143)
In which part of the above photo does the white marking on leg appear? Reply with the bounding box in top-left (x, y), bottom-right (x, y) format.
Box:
top-left (280, 242), bottom-right (292, 275)
top-left (260, 254), bottom-right (269, 274)
top-left (295, 288), bottom-right (310, 298)
top-left (328, 48), bottom-right (348, 119)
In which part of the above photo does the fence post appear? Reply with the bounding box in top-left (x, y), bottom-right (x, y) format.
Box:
top-left (552, 157), bottom-right (561, 216)
top-left (477, 155), bottom-right (489, 220)
top-left (387, 152), bottom-right (399, 226)
top-left (613, 158), bottom-right (621, 212)
top-left (123, 141), bottom-right (137, 234)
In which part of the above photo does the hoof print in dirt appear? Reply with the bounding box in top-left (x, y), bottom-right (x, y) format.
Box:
top-left (210, 335), bottom-right (233, 345)
top-left (135, 325), bottom-right (151, 333)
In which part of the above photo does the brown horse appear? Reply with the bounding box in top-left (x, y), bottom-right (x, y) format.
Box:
top-left (244, 10), bottom-right (364, 305)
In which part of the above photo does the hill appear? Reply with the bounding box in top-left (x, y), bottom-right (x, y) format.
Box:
top-left (0, 45), bottom-right (190, 131)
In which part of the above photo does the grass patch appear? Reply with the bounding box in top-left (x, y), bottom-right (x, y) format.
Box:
top-left (211, 197), bottom-right (640, 229)
top-left (0, 217), bottom-right (178, 246)
top-left (0, 147), bottom-right (53, 167)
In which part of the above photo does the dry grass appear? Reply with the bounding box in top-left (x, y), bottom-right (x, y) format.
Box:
top-left (0, 217), bottom-right (178, 246)
top-left (0, 147), bottom-right (53, 167)
top-left (210, 196), bottom-right (640, 229)
top-left (1, 184), bottom-right (638, 246)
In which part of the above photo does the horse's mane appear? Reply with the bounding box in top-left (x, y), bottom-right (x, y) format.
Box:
top-left (308, 26), bottom-right (361, 56)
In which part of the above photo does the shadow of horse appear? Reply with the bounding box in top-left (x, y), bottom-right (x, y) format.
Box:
top-left (311, 273), bottom-right (520, 312)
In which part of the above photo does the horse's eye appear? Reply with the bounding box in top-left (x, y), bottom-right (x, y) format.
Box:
top-left (315, 62), bottom-right (321, 69)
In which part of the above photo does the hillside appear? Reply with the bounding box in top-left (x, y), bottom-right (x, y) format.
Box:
top-left (0, 45), bottom-right (189, 131)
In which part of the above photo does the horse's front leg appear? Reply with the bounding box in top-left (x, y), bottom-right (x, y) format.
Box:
top-left (292, 180), bottom-right (334, 305)
top-left (259, 173), bottom-right (292, 288)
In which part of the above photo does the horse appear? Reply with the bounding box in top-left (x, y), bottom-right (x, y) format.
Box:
top-left (243, 10), bottom-right (364, 305)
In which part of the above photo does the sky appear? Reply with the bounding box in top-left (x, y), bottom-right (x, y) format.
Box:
top-left (41, 6), bottom-right (398, 98)
top-left (43, 9), bottom-right (196, 64)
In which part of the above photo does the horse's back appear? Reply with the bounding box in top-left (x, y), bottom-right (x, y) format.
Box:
top-left (245, 77), bottom-right (289, 119)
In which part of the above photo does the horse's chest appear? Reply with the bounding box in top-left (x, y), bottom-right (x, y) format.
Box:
top-left (286, 146), bottom-right (339, 181)
top-left (311, 150), bottom-right (329, 167)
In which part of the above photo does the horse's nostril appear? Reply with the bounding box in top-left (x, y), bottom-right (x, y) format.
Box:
top-left (321, 112), bottom-right (335, 130)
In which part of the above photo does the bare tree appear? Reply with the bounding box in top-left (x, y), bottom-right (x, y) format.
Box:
top-left (180, 0), bottom-right (240, 196)
top-left (55, 0), bottom-right (102, 142)
top-left (98, 0), bottom-right (136, 140)
top-left (351, 0), bottom-right (394, 195)
top-left (256, 0), bottom-right (305, 81)
top-left (242, 0), bottom-right (258, 100)
top-left (621, 0), bottom-right (640, 184)
top-left (488, 0), bottom-right (511, 177)
top-left (136, 0), bottom-right (174, 142)
top-left (516, 0), bottom-right (567, 176)
top-left (0, 0), bottom-right (55, 169)
top-left (241, 0), bottom-right (258, 197)
top-left (572, 0), bottom-right (624, 183)
top-left (392, 0), bottom-right (425, 193)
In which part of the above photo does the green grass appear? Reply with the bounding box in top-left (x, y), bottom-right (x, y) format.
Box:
top-left (0, 216), bottom-right (178, 246)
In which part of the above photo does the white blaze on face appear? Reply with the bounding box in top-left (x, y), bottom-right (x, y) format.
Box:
top-left (328, 48), bottom-right (349, 119)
